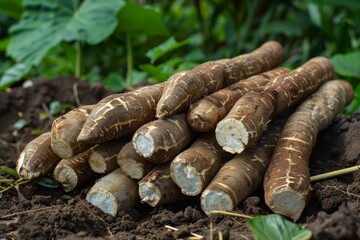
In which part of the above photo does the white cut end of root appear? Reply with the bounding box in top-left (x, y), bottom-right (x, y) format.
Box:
top-left (201, 189), bottom-right (234, 216)
top-left (54, 166), bottom-right (78, 192)
top-left (171, 162), bottom-right (202, 196)
top-left (89, 153), bottom-right (106, 173)
top-left (51, 139), bottom-right (73, 159)
top-left (138, 182), bottom-right (159, 207)
top-left (120, 158), bottom-right (143, 179)
top-left (215, 118), bottom-right (248, 154)
top-left (268, 188), bottom-right (306, 222)
top-left (86, 189), bottom-right (117, 216)
top-left (133, 134), bottom-right (154, 158)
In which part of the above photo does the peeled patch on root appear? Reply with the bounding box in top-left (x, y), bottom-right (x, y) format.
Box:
top-left (268, 188), bottom-right (306, 222)
top-left (201, 189), bottom-right (234, 215)
top-left (138, 182), bottom-right (160, 207)
top-left (215, 118), bottom-right (248, 154)
top-left (51, 139), bottom-right (73, 159)
top-left (54, 166), bottom-right (78, 192)
top-left (86, 190), bottom-right (117, 216)
top-left (171, 162), bottom-right (201, 196)
top-left (133, 134), bottom-right (154, 158)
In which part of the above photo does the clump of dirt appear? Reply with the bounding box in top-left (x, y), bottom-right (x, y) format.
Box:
top-left (1, 78), bottom-right (360, 240)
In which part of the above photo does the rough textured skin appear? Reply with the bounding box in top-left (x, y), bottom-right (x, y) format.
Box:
top-left (16, 132), bottom-right (61, 180)
top-left (117, 142), bottom-right (155, 179)
top-left (188, 67), bottom-right (289, 132)
top-left (170, 133), bottom-right (232, 196)
top-left (86, 168), bottom-right (139, 216)
top-left (132, 113), bottom-right (194, 164)
top-left (156, 41), bottom-right (284, 118)
top-left (216, 57), bottom-right (335, 154)
top-left (53, 148), bottom-right (96, 192)
top-left (51, 105), bottom-right (95, 159)
top-left (89, 139), bottom-right (128, 174)
top-left (200, 119), bottom-right (284, 215)
top-left (138, 163), bottom-right (187, 207)
top-left (264, 80), bottom-right (353, 221)
top-left (77, 83), bottom-right (165, 144)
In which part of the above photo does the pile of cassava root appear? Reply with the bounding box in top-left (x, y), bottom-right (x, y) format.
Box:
top-left (16, 41), bottom-right (354, 222)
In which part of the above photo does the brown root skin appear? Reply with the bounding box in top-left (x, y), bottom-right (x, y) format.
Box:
top-left (51, 105), bottom-right (95, 159)
top-left (77, 83), bottom-right (165, 144)
top-left (200, 118), bottom-right (285, 215)
top-left (216, 57), bottom-right (335, 154)
top-left (16, 132), bottom-right (61, 180)
top-left (117, 142), bottom-right (155, 179)
top-left (89, 139), bottom-right (128, 174)
top-left (264, 80), bottom-right (353, 221)
top-left (188, 67), bottom-right (289, 132)
top-left (170, 133), bottom-right (232, 196)
top-left (138, 163), bottom-right (187, 207)
top-left (53, 148), bottom-right (97, 192)
top-left (132, 113), bottom-right (194, 164)
top-left (156, 41), bottom-right (284, 118)
top-left (86, 168), bottom-right (139, 216)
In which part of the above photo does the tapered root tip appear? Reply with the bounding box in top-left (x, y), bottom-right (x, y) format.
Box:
top-left (133, 135), bottom-right (154, 158)
top-left (188, 102), bottom-right (220, 132)
top-left (51, 139), bottom-right (73, 159)
top-left (16, 151), bottom-right (40, 180)
top-left (138, 182), bottom-right (160, 207)
top-left (201, 190), bottom-right (234, 216)
top-left (171, 162), bottom-right (202, 196)
top-left (215, 119), bottom-right (248, 154)
top-left (86, 189), bottom-right (118, 216)
top-left (89, 153), bottom-right (106, 173)
top-left (267, 188), bottom-right (306, 222)
top-left (53, 166), bottom-right (78, 192)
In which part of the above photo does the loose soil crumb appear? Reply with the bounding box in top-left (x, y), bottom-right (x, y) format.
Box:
top-left (1, 78), bottom-right (360, 240)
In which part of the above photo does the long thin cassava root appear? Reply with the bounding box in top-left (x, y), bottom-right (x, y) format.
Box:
top-left (156, 41), bottom-right (284, 118)
top-left (264, 80), bottom-right (353, 221)
top-left (216, 57), bottom-right (335, 154)
top-left (187, 67), bottom-right (289, 132)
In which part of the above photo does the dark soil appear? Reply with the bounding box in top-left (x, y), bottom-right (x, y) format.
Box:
top-left (1, 78), bottom-right (360, 240)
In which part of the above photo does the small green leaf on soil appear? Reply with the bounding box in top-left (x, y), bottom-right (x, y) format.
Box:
top-left (0, 166), bottom-right (19, 178)
top-left (13, 119), bottom-right (28, 130)
top-left (35, 177), bottom-right (60, 189)
top-left (59, 194), bottom-right (72, 201)
top-left (247, 214), bottom-right (312, 240)
top-left (49, 101), bottom-right (62, 115)
top-left (31, 129), bottom-right (43, 135)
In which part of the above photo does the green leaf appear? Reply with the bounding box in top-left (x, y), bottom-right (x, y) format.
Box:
top-left (306, 0), bottom-right (360, 11)
top-left (247, 214), bottom-right (312, 240)
top-left (0, 166), bottom-right (19, 178)
top-left (59, 194), bottom-right (72, 201)
top-left (104, 72), bottom-right (125, 91)
top-left (332, 51), bottom-right (360, 79)
top-left (35, 177), bottom-right (60, 188)
top-left (13, 119), bottom-right (28, 130)
top-left (7, 0), bottom-right (126, 65)
top-left (49, 101), bottom-right (61, 115)
top-left (117, 2), bottom-right (168, 36)
top-left (265, 21), bottom-right (302, 37)
top-left (0, 0), bottom-right (23, 19)
top-left (0, 63), bottom-right (31, 90)
top-left (0, 38), bottom-right (10, 52)
top-left (146, 37), bottom-right (190, 64)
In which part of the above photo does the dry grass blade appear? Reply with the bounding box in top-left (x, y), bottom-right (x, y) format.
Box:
top-left (210, 210), bottom-right (253, 219)
top-left (164, 225), bottom-right (203, 239)
top-left (310, 165), bottom-right (360, 182)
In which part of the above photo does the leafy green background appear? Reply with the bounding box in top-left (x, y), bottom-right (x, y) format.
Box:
top-left (1, 0), bottom-right (360, 111)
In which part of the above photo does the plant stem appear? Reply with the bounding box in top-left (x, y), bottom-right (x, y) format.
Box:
top-left (310, 165), bottom-right (360, 182)
top-left (75, 41), bottom-right (82, 78)
top-left (125, 33), bottom-right (133, 88)
top-left (210, 210), bottom-right (253, 219)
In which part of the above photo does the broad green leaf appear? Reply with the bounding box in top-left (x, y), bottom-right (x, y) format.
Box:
top-left (247, 214), bottom-right (312, 240)
top-left (104, 72), bottom-right (125, 91)
top-left (265, 21), bottom-right (302, 37)
top-left (306, 0), bottom-right (360, 11)
top-left (146, 37), bottom-right (190, 64)
top-left (117, 2), bottom-right (168, 36)
top-left (0, 0), bottom-right (23, 19)
top-left (0, 38), bottom-right (10, 51)
top-left (49, 101), bottom-right (61, 115)
top-left (7, 0), bottom-right (126, 65)
top-left (0, 166), bottom-right (19, 178)
top-left (332, 51), bottom-right (360, 78)
top-left (0, 63), bottom-right (31, 90)
top-left (35, 177), bottom-right (60, 188)
top-left (140, 64), bottom-right (170, 83)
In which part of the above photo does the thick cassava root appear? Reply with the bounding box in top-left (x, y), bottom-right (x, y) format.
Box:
top-left (86, 168), bottom-right (139, 216)
top-left (264, 80), bottom-right (353, 221)
top-left (77, 83), bottom-right (165, 144)
top-left (51, 105), bottom-right (94, 158)
top-left (53, 148), bottom-right (96, 192)
top-left (170, 133), bottom-right (232, 196)
top-left (132, 113), bottom-right (193, 164)
top-left (117, 142), bottom-right (155, 179)
top-left (200, 118), bottom-right (285, 215)
top-left (156, 41), bottom-right (284, 118)
top-left (16, 132), bottom-right (61, 180)
top-left (187, 67), bottom-right (289, 132)
top-left (216, 57), bottom-right (335, 154)
top-left (138, 163), bottom-right (187, 207)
